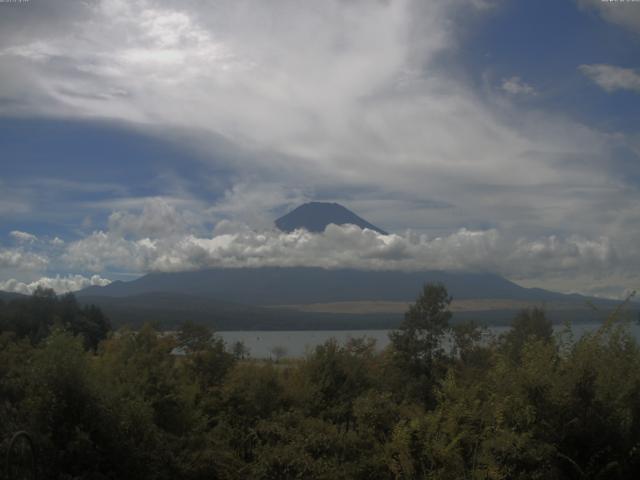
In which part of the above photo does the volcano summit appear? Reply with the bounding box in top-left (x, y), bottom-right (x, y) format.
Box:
top-left (275, 202), bottom-right (388, 235)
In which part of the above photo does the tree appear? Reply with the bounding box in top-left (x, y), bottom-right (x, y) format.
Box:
top-left (0, 289), bottom-right (110, 349)
top-left (451, 321), bottom-right (490, 369)
top-left (178, 320), bottom-right (214, 352)
top-left (232, 340), bottom-right (250, 360)
top-left (390, 283), bottom-right (452, 367)
top-left (502, 307), bottom-right (553, 363)
top-left (389, 283), bottom-right (452, 404)
top-left (298, 339), bottom-right (374, 429)
top-left (176, 321), bottom-right (236, 390)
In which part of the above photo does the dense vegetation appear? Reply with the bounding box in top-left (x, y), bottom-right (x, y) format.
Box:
top-left (1, 285), bottom-right (639, 479)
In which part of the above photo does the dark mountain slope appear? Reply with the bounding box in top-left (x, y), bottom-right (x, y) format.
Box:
top-left (275, 202), bottom-right (388, 234)
top-left (77, 267), bottom-right (612, 307)
top-left (0, 291), bottom-right (28, 302)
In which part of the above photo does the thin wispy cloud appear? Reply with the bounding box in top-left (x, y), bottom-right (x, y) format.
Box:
top-left (10, 230), bottom-right (38, 243)
top-left (579, 64), bottom-right (640, 93)
top-left (501, 76), bottom-right (536, 96)
top-left (577, 0), bottom-right (640, 34)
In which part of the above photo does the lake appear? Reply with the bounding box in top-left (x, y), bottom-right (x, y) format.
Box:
top-left (218, 321), bottom-right (640, 359)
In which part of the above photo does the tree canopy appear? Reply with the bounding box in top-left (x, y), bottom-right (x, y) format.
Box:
top-left (1, 285), bottom-right (640, 479)
top-left (0, 287), bottom-right (110, 349)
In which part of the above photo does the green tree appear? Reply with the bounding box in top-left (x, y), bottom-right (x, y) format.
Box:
top-left (0, 288), bottom-right (110, 349)
top-left (502, 307), bottom-right (553, 363)
top-left (388, 283), bottom-right (452, 404)
top-left (297, 339), bottom-right (374, 430)
top-left (451, 320), bottom-right (489, 368)
top-left (178, 320), bottom-right (214, 352)
top-left (231, 340), bottom-right (250, 360)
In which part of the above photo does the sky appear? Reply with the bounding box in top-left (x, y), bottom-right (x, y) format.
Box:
top-left (1, 0), bottom-right (639, 298)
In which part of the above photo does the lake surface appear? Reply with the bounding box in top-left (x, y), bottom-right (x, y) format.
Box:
top-left (219, 322), bottom-right (640, 359)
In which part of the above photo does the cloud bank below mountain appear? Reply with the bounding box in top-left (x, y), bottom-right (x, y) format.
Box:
top-left (0, 197), bottom-right (630, 298)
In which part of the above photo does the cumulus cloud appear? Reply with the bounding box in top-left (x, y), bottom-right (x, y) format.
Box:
top-left (207, 183), bottom-right (309, 228)
top-left (501, 76), bottom-right (536, 96)
top-left (64, 231), bottom-right (158, 272)
top-left (10, 230), bottom-right (38, 243)
top-left (0, 0), bottom-right (639, 295)
top-left (0, 274), bottom-right (111, 295)
top-left (107, 197), bottom-right (202, 238)
top-left (0, 248), bottom-right (48, 270)
top-left (0, 192), bottom-right (633, 297)
top-left (60, 222), bottom-right (619, 282)
top-left (579, 64), bottom-right (640, 93)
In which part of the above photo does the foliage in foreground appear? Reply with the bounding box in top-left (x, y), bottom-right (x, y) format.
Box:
top-left (1, 286), bottom-right (640, 479)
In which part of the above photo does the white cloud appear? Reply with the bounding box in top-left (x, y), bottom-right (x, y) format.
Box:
top-left (0, 0), bottom-right (639, 295)
top-left (577, 0), bottom-right (640, 34)
top-left (64, 231), bottom-right (159, 272)
top-left (0, 189), bottom-right (633, 296)
top-left (107, 197), bottom-right (201, 238)
top-left (60, 222), bottom-right (619, 282)
top-left (207, 183), bottom-right (309, 228)
top-left (0, 0), bottom-right (588, 197)
top-left (0, 274), bottom-right (111, 295)
top-left (579, 64), bottom-right (640, 93)
top-left (0, 248), bottom-right (48, 270)
top-left (501, 76), bottom-right (536, 96)
top-left (10, 230), bottom-right (38, 243)
top-left (0, 1), bottom-right (624, 224)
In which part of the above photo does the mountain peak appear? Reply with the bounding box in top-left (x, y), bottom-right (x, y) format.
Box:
top-left (275, 202), bottom-right (388, 235)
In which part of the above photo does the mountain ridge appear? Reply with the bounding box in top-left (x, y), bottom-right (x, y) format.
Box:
top-left (275, 202), bottom-right (388, 234)
top-left (4, 202), bottom-right (630, 330)
top-left (76, 266), bottom-right (615, 307)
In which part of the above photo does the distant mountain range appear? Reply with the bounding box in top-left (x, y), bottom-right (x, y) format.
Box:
top-left (71, 267), bottom-right (627, 330)
top-left (275, 202), bottom-right (388, 234)
top-left (78, 267), bottom-right (593, 305)
top-left (0, 291), bottom-right (27, 303)
top-left (1, 202), bottom-right (633, 330)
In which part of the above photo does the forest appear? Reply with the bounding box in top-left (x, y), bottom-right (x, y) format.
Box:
top-left (1, 285), bottom-right (640, 479)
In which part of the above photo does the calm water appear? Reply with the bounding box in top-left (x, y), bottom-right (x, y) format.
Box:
top-left (219, 322), bottom-right (640, 359)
